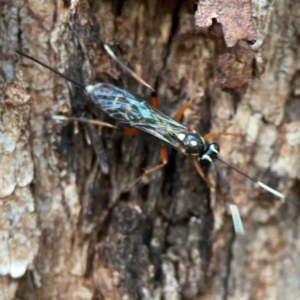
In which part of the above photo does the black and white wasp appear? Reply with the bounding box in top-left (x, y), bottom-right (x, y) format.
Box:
top-left (16, 46), bottom-right (291, 234)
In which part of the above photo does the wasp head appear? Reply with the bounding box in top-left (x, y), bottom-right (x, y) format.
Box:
top-left (199, 143), bottom-right (220, 163)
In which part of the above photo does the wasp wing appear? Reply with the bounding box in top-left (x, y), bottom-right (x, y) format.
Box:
top-left (89, 83), bottom-right (188, 151)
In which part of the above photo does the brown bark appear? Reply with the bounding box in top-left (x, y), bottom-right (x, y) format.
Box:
top-left (1, 0), bottom-right (300, 299)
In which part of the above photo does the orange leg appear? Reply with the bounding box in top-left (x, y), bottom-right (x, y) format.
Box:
top-left (52, 115), bottom-right (117, 129)
top-left (173, 102), bottom-right (192, 121)
top-left (150, 92), bottom-right (191, 120)
top-left (151, 91), bottom-right (159, 109)
top-left (131, 143), bottom-right (168, 187)
top-left (54, 116), bottom-right (143, 135)
top-left (192, 157), bottom-right (214, 188)
top-left (203, 131), bottom-right (242, 141)
top-left (123, 127), bottom-right (141, 135)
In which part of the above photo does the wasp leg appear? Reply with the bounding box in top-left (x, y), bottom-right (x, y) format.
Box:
top-left (173, 102), bottom-right (192, 121)
top-left (84, 124), bottom-right (110, 174)
top-left (151, 91), bottom-right (159, 108)
top-left (192, 157), bottom-right (214, 188)
top-left (131, 143), bottom-right (168, 187)
top-left (203, 131), bottom-right (241, 141)
top-left (52, 115), bottom-right (117, 129)
top-left (123, 127), bottom-right (141, 135)
top-left (53, 115), bottom-right (113, 174)
top-left (102, 42), bottom-right (154, 91)
top-left (150, 93), bottom-right (191, 117)
top-left (151, 91), bottom-right (192, 113)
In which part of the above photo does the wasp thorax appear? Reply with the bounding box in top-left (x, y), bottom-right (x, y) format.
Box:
top-left (200, 143), bottom-right (220, 163)
top-left (178, 133), bottom-right (205, 155)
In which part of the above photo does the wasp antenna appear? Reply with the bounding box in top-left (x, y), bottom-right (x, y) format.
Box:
top-left (256, 181), bottom-right (284, 198)
top-left (216, 157), bottom-right (299, 206)
top-left (15, 50), bottom-right (86, 90)
top-left (216, 158), bottom-right (257, 184)
top-left (102, 42), bottom-right (154, 91)
top-left (229, 205), bottom-right (244, 235)
top-left (52, 115), bottom-right (117, 129)
top-left (214, 161), bottom-right (244, 235)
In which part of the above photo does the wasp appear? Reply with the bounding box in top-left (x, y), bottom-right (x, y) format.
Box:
top-left (16, 49), bottom-right (222, 187)
top-left (15, 47), bottom-right (289, 234)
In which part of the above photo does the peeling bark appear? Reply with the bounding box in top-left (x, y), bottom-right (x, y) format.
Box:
top-left (195, 0), bottom-right (257, 47)
top-left (1, 0), bottom-right (300, 299)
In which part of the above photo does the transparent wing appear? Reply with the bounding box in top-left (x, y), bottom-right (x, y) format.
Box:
top-left (89, 83), bottom-right (188, 150)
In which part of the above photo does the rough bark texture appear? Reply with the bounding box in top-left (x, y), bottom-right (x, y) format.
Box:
top-left (195, 0), bottom-right (257, 47)
top-left (1, 0), bottom-right (300, 299)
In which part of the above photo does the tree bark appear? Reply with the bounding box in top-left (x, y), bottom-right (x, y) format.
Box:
top-left (1, 0), bottom-right (300, 299)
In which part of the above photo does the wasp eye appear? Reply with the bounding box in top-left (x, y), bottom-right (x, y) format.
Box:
top-left (209, 143), bottom-right (220, 153)
top-left (200, 142), bottom-right (220, 163)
